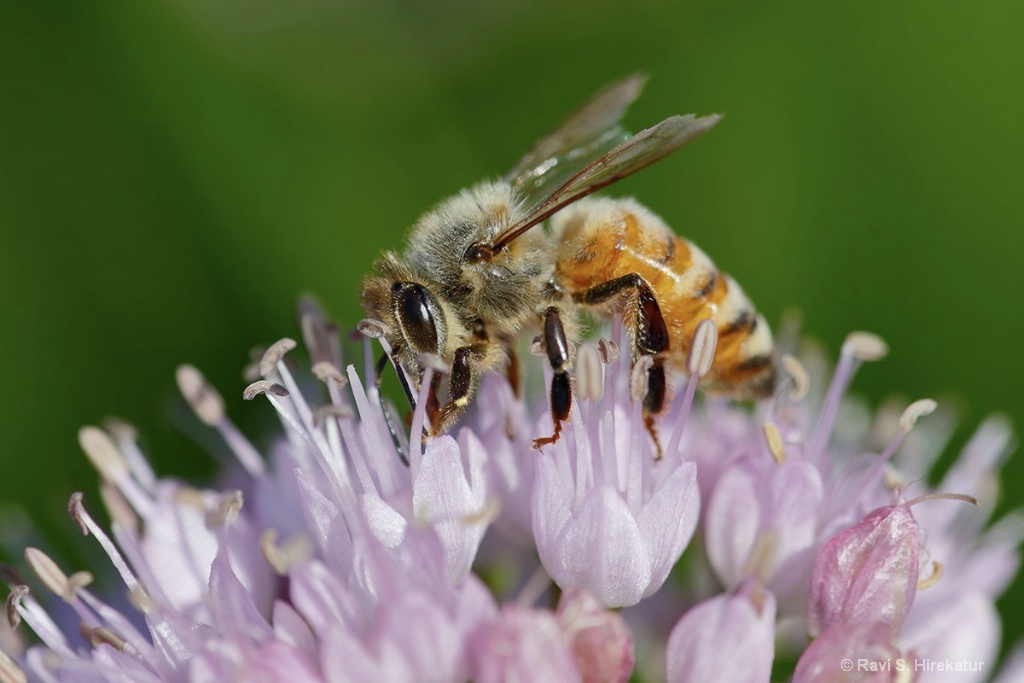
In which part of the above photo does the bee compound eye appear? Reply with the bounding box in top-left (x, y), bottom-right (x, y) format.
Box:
top-left (394, 283), bottom-right (442, 355)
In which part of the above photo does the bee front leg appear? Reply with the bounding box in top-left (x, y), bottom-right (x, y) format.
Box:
top-left (374, 351), bottom-right (411, 466)
top-left (573, 273), bottom-right (669, 458)
top-left (533, 306), bottom-right (573, 449)
top-left (431, 346), bottom-right (477, 436)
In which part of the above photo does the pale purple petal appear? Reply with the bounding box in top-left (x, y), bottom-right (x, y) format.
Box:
top-left (665, 587), bottom-right (776, 683)
top-left (191, 637), bottom-right (323, 683)
top-left (412, 432), bottom-right (489, 584)
top-left (705, 465), bottom-right (760, 588)
top-left (537, 481), bottom-right (652, 608)
top-left (206, 544), bottom-right (274, 641)
top-left (272, 600), bottom-right (318, 659)
top-left (900, 592), bottom-right (999, 683)
top-left (992, 644), bottom-right (1024, 683)
top-left (635, 461), bottom-right (699, 597)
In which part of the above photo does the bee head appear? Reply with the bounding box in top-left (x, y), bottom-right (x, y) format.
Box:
top-left (360, 256), bottom-right (450, 371)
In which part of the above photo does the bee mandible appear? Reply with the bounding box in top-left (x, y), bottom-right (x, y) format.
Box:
top-left (361, 74), bottom-right (775, 453)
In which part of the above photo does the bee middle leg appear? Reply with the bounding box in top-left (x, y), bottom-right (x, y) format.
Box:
top-left (533, 306), bottom-right (573, 449)
top-left (573, 273), bottom-right (669, 458)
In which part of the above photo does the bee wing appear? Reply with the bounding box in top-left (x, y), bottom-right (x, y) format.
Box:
top-left (504, 73), bottom-right (646, 198)
top-left (491, 112), bottom-right (722, 251)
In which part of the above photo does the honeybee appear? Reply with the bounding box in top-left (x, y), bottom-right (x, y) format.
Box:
top-left (361, 74), bottom-right (775, 451)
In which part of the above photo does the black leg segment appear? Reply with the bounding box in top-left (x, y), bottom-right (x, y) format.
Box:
top-left (533, 306), bottom-right (574, 449)
top-left (375, 351), bottom-right (410, 466)
top-left (434, 346), bottom-right (476, 436)
top-left (575, 273), bottom-right (671, 457)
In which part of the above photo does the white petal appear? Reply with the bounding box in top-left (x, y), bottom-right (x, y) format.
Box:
top-left (636, 461), bottom-right (699, 597)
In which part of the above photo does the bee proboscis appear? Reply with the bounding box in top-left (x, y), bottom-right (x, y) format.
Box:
top-left (361, 74), bottom-right (775, 453)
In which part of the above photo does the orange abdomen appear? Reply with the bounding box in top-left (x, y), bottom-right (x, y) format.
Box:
top-left (552, 197), bottom-right (774, 397)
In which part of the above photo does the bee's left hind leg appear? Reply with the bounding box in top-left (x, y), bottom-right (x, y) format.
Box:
top-left (573, 273), bottom-right (669, 458)
top-left (533, 306), bottom-right (573, 449)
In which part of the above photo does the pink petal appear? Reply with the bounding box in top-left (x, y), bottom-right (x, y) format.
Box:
top-left (807, 504), bottom-right (919, 638)
top-left (665, 587), bottom-right (776, 683)
top-left (556, 588), bottom-right (635, 683)
top-left (468, 605), bottom-right (581, 683)
top-left (793, 623), bottom-right (912, 683)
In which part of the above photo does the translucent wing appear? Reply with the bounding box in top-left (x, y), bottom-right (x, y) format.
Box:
top-left (490, 112), bottom-right (722, 252)
top-left (504, 74), bottom-right (646, 205)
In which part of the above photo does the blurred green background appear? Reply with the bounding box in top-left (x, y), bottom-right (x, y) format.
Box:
top-left (2, 0), bottom-right (1022, 655)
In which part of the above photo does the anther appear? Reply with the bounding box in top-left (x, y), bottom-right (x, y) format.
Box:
top-left (175, 365), bottom-right (225, 426)
top-left (127, 586), bottom-right (156, 613)
top-left (598, 338), bottom-right (619, 364)
top-left (242, 380), bottom-right (289, 401)
top-left (259, 338), bottom-right (298, 376)
top-left (686, 319), bottom-right (718, 377)
top-left (103, 417), bottom-right (138, 443)
top-left (882, 464), bottom-right (906, 491)
top-left (742, 531), bottom-right (778, 582)
top-left (917, 561), bottom-right (943, 590)
top-left (899, 398), bottom-right (937, 433)
top-left (312, 404), bottom-right (353, 427)
top-left (0, 650), bottom-right (26, 683)
top-left (905, 492), bottom-right (979, 508)
top-left (68, 492), bottom-right (89, 536)
top-left (77, 427), bottom-right (128, 483)
top-left (312, 361), bottom-right (347, 386)
top-left (259, 529), bottom-right (313, 575)
top-left (462, 498), bottom-right (502, 527)
top-left (576, 345), bottom-right (603, 402)
top-left (24, 549), bottom-right (92, 603)
top-left (841, 331), bottom-right (889, 361)
top-left (762, 422), bottom-right (787, 464)
top-left (357, 318), bottom-right (391, 340)
top-left (781, 354), bottom-right (809, 402)
top-left (85, 625), bottom-right (127, 651)
top-left (630, 355), bottom-right (654, 404)
top-left (209, 490), bottom-right (244, 528)
top-left (6, 585), bottom-right (27, 628)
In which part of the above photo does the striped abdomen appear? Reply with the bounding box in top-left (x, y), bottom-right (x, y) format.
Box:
top-left (552, 197), bottom-right (775, 398)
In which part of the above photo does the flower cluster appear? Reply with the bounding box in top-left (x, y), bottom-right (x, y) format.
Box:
top-left (0, 300), bottom-right (1020, 683)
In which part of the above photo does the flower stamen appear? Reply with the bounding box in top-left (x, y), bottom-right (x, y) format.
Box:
top-left (917, 561), bottom-right (943, 590)
top-left (781, 354), bottom-right (809, 402)
top-left (84, 625), bottom-right (128, 652)
top-left (576, 344), bottom-right (603, 402)
top-left (260, 529), bottom-right (313, 575)
top-left (762, 422), bottom-right (787, 464)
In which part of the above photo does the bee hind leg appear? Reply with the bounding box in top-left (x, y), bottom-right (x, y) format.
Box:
top-left (533, 306), bottom-right (573, 449)
top-left (573, 273), bottom-right (669, 459)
